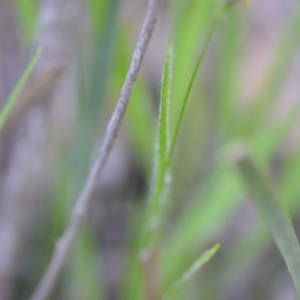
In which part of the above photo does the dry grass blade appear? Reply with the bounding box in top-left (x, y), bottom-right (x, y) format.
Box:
top-left (30, 0), bottom-right (161, 299)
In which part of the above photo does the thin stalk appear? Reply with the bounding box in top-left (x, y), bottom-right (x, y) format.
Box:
top-left (30, 0), bottom-right (161, 299)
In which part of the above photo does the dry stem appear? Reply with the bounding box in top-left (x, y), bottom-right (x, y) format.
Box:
top-left (30, 0), bottom-right (161, 299)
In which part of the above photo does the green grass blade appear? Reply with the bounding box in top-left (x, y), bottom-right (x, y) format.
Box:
top-left (14, 0), bottom-right (39, 41)
top-left (171, 0), bottom-right (215, 117)
top-left (87, 0), bottom-right (109, 31)
top-left (158, 40), bottom-right (173, 168)
top-left (176, 243), bottom-right (221, 284)
top-left (163, 243), bottom-right (221, 298)
top-left (74, 0), bottom-right (120, 184)
top-left (215, 10), bottom-right (242, 140)
top-left (161, 165), bottom-right (242, 289)
top-left (234, 144), bottom-right (300, 299)
top-left (0, 47), bottom-right (42, 131)
top-left (167, 5), bottom-right (228, 166)
top-left (146, 40), bottom-right (174, 241)
top-left (280, 151), bottom-right (300, 212)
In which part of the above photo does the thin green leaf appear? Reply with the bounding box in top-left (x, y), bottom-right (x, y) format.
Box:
top-left (234, 144), bottom-right (300, 299)
top-left (14, 0), bottom-right (39, 41)
top-left (147, 40), bottom-right (174, 240)
top-left (161, 165), bottom-right (242, 289)
top-left (74, 0), bottom-right (120, 185)
top-left (178, 243), bottom-right (221, 284)
top-left (87, 0), bottom-right (109, 31)
top-left (215, 10), bottom-right (242, 140)
top-left (171, 0), bottom-right (215, 119)
top-left (167, 4), bottom-right (229, 166)
top-left (0, 47), bottom-right (42, 131)
top-left (280, 151), bottom-right (300, 212)
top-left (163, 243), bottom-right (221, 298)
top-left (158, 40), bottom-right (173, 167)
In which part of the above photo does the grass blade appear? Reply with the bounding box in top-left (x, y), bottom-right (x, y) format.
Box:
top-left (280, 152), bottom-right (300, 212)
top-left (0, 47), bottom-right (42, 130)
top-left (163, 243), bottom-right (221, 298)
top-left (171, 0), bottom-right (215, 121)
top-left (161, 164), bottom-right (242, 289)
top-left (233, 144), bottom-right (300, 299)
top-left (215, 10), bottom-right (242, 140)
top-left (147, 40), bottom-right (174, 240)
top-left (14, 0), bottom-right (39, 41)
top-left (176, 243), bottom-right (221, 284)
top-left (167, 3), bottom-right (232, 166)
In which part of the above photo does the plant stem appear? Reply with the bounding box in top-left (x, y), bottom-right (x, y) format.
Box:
top-left (30, 1), bottom-right (161, 299)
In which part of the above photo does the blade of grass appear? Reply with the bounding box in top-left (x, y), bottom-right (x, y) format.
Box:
top-left (161, 164), bottom-right (242, 288)
top-left (139, 41), bottom-right (174, 300)
top-left (171, 0), bottom-right (215, 122)
top-left (215, 9), bottom-right (242, 140)
top-left (167, 4), bottom-right (230, 167)
top-left (163, 3), bottom-right (250, 265)
top-left (176, 243), bottom-right (221, 284)
top-left (163, 243), bottom-right (221, 299)
top-left (233, 143), bottom-right (300, 299)
top-left (145, 40), bottom-right (173, 245)
top-left (87, 0), bottom-right (109, 31)
top-left (280, 150), bottom-right (300, 213)
top-left (14, 0), bottom-right (39, 41)
top-left (0, 47), bottom-right (42, 131)
top-left (73, 0), bottom-right (120, 188)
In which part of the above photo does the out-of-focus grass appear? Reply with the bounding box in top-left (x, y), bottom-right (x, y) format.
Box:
top-left (163, 243), bottom-right (221, 299)
top-left (145, 40), bottom-right (173, 246)
top-left (8, 0), bottom-right (300, 299)
top-left (0, 47), bottom-right (41, 130)
top-left (14, 0), bottom-right (39, 41)
top-left (234, 144), bottom-right (300, 299)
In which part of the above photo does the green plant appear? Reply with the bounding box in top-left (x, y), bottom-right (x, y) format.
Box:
top-left (0, 47), bottom-right (41, 130)
top-left (2, 0), bottom-right (300, 299)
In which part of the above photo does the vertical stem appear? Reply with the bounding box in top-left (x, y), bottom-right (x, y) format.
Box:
top-left (30, 0), bottom-right (162, 299)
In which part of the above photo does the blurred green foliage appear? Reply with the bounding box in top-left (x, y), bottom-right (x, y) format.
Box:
top-left (10, 0), bottom-right (300, 299)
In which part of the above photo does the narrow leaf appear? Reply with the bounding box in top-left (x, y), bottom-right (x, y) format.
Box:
top-left (163, 243), bottom-right (221, 298)
top-left (162, 165), bottom-right (241, 289)
top-left (179, 243), bottom-right (221, 284)
top-left (233, 144), bottom-right (300, 299)
top-left (0, 47), bottom-right (42, 130)
top-left (147, 40), bottom-right (173, 241)
top-left (167, 5), bottom-right (228, 165)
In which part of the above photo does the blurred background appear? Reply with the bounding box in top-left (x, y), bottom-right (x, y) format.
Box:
top-left (0, 0), bottom-right (300, 299)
